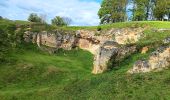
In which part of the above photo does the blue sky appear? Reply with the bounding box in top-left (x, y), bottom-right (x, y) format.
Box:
top-left (0, 0), bottom-right (103, 26)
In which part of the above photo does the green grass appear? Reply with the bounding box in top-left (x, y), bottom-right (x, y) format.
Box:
top-left (0, 21), bottom-right (170, 100)
top-left (136, 30), bottom-right (170, 48)
top-left (1, 46), bottom-right (170, 100)
top-left (0, 45), bottom-right (93, 100)
top-left (64, 21), bottom-right (170, 31)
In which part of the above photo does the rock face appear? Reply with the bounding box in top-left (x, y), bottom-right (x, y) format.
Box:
top-left (92, 41), bottom-right (136, 74)
top-left (24, 31), bottom-right (76, 50)
top-left (76, 30), bottom-right (113, 54)
top-left (163, 37), bottom-right (170, 44)
top-left (23, 31), bottom-right (34, 43)
top-left (92, 41), bottom-right (119, 74)
top-left (128, 46), bottom-right (170, 73)
top-left (23, 27), bottom-right (145, 74)
top-left (114, 28), bottom-right (144, 44)
top-left (141, 46), bottom-right (149, 54)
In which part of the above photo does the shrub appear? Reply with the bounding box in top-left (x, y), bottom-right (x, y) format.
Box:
top-left (51, 16), bottom-right (72, 26)
top-left (0, 29), bottom-right (11, 62)
top-left (97, 26), bottom-right (102, 31)
top-left (28, 13), bottom-right (42, 23)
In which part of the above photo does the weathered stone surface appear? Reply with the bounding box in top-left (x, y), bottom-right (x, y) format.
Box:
top-left (128, 60), bottom-right (150, 73)
top-left (92, 41), bottom-right (119, 74)
top-left (23, 28), bottom-right (145, 74)
top-left (114, 28), bottom-right (145, 44)
top-left (76, 30), bottom-right (112, 54)
top-left (92, 41), bottom-right (136, 74)
top-left (141, 46), bottom-right (149, 54)
top-left (163, 37), bottom-right (170, 44)
top-left (129, 46), bottom-right (170, 73)
top-left (24, 27), bottom-right (145, 52)
top-left (23, 31), bottom-right (34, 43)
top-left (24, 31), bottom-right (76, 50)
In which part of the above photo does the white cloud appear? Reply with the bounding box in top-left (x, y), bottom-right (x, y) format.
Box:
top-left (0, 0), bottom-right (101, 26)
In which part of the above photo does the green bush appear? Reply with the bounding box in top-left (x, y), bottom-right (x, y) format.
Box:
top-left (0, 29), bottom-right (11, 62)
top-left (97, 26), bottom-right (102, 31)
top-left (28, 13), bottom-right (42, 23)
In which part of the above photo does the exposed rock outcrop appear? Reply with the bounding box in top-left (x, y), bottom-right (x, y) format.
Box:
top-left (76, 30), bottom-right (113, 54)
top-left (163, 37), bottom-right (170, 44)
top-left (92, 41), bottom-right (136, 74)
top-left (24, 31), bottom-right (76, 50)
top-left (128, 46), bottom-right (170, 73)
top-left (23, 31), bottom-right (34, 43)
top-left (141, 46), bottom-right (149, 54)
top-left (23, 27), bottom-right (145, 74)
top-left (114, 28), bottom-right (144, 44)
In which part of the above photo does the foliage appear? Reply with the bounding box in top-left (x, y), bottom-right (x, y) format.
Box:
top-left (154, 0), bottom-right (170, 20)
top-left (51, 16), bottom-right (72, 26)
top-left (28, 13), bottom-right (42, 23)
top-left (98, 0), bottom-right (170, 24)
top-left (98, 0), bottom-right (127, 24)
top-left (0, 19), bottom-right (170, 100)
top-left (0, 29), bottom-right (10, 62)
top-left (0, 21), bottom-right (17, 62)
top-left (132, 0), bottom-right (149, 21)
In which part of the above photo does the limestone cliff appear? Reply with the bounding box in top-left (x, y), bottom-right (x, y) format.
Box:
top-left (23, 27), bottom-right (146, 74)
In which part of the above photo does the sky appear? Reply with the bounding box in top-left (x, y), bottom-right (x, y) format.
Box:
top-left (0, 0), bottom-right (103, 26)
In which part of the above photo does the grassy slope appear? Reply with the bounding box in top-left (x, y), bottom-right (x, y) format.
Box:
top-left (0, 21), bottom-right (170, 100)
top-left (0, 44), bottom-right (93, 100)
top-left (65, 21), bottom-right (170, 30)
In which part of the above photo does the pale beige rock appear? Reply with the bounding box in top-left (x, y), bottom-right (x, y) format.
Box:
top-left (141, 46), bottom-right (149, 54)
top-left (40, 32), bottom-right (57, 48)
top-left (114, 28), bottom-right (145, 44)
top-left (129, 46), bottom-right (170, 74)
top-left (23, 28), bottom-right (146, 74)
top-left (92, 41), bottom-right (136, 74)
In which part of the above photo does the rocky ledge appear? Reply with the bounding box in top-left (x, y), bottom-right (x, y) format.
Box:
top-left (92, 41), bottom-right (136, 74)
top-left (128, 46), bottom-right (170, 73)
top-left (24, 27), bottom-right (146, 74)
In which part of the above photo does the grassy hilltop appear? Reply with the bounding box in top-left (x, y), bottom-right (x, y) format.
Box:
top-left (0, 19), bottom-right (170, 100)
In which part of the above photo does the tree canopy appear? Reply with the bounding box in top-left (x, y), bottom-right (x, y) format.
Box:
top-left (51, 16), bottom-right (72, 26)
top-left (98, 0), bottom-right (127, 24)
top-left (28, 13), bottom-right (42, 23)
top-left (98, 0), bottom-right (170, 24)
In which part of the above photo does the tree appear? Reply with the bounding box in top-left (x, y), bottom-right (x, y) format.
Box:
top-left (28, 13), bottom-right (42, 23)
top-left (132, 0), bottom-right (150, 21)
top-left (62, 17), bottom-right (72, 26)
top-left (98, 0), bottom-right (170, 23)
top-left (98, 0), bottom-right (128, 24)
top-left (51, 16), bottom-right (72, 26)
top-left (168, 1), bottom-right (170, 20)
top-left (154, 0), bottom-right (170, 21)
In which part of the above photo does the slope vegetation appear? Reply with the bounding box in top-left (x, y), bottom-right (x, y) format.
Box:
top-left (0, 19), bottom-right (170, 100)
